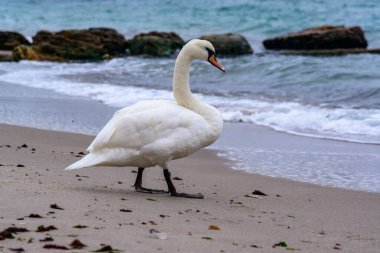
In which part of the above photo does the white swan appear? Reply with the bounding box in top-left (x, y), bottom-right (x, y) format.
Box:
top-left (66, 39), bottom-right (225, 198)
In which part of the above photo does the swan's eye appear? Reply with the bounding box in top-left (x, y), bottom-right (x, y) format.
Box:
top-left (205, 48), bottom-right (216, 57)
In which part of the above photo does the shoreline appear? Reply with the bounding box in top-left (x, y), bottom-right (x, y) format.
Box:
top-left (1, 80), bottom-right (380, 193)
top-left (0, 123), bottom-right (379, 252)
top-left (1, 121), bottom-right (380, 195)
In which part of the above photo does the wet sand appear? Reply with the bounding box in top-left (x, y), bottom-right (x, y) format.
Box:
top-left (1, 123), bottom-right (380, 253)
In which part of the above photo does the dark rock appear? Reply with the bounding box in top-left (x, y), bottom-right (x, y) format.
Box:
top-left (36, 225), bottom-right (57, 232)
top-left (0, 31), bottom-right (30, 50)
top-left (94, 245), bottom-right (114, 252)
top-left (252, 190), bottom-right (267, 196)
top-left (0, 50), bottom-right (13, 62)
top-left (199, 33), bottom-right (253, 55)
top-left (0, 227), bottom-right (29, 241)
top-left (13, 45), bottom-right (58, 61)
top-left (43, 244), bottom-right (69, 250)
top-left (50, 203), bottom-right (64, 210)
top-left (128, 31), bottom-right (184, 56)
top-left (281, 48), bottom-right (380, 56)
top-left (28, 213), bottom-right (43, 218)
top-left (9, 248), bottom-right (24, 252)
top-left (70, 239), bottom-right (86, 249)
top-left (263, 25), bottom-right (368, 50)
top-left (39, 237), bottom-right (54, 242)
top-left (73, 225), bottom-right (88, 229)
top-left (14, 28), bottom-right (128, 61)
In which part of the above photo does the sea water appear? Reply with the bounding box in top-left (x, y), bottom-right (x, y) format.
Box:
top-left (1, 0), bottom-right (380, 191)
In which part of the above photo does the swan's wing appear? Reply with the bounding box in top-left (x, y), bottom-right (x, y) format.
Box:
top-left (87, 100), bottom-right (168, 152)
top-left (87, 101), bottom-right (208, 153)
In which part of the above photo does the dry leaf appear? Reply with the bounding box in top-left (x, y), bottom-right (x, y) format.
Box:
top-left (208, 225), bottom-right (220, 230)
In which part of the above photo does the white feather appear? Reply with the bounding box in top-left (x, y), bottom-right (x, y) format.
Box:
top-left (65, 39), bottom-right (224, 171)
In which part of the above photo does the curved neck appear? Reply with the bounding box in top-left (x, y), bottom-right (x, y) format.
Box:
top-left (172, 50), bottom-right (198, 108)
top-left (172, 48), bottom-right (223, 134)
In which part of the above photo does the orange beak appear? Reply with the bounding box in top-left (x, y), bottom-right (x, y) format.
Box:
top-left (208, 55), bottom-right (225, 72)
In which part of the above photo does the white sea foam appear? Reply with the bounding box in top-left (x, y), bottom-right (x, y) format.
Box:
top-left (1, 60), bottom-right (380, 145)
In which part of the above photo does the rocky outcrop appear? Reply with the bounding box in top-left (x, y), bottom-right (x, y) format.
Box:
top-left (263, 25), bottom-right (368, 50)
top-left (12, 45), bottom-right (62, 61)
top-left (199, 33), bottom-right (253, 55)
top-left (128, 32), bottom-right (184, 56)
top-left (0, 50), bottom-right (13, 62)
top-left (280, 48), bottom-right (380, 56)
top-left (0, 31), bottom-right (30, 50)
top-left (13, 28), bottom-right (128, 61)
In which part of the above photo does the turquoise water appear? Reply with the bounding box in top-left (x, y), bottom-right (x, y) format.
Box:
top-left (2, 0), bottom-right (380, 46)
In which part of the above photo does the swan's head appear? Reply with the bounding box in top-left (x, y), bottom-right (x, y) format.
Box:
top-left (183, 39), bottom-right (225, 72)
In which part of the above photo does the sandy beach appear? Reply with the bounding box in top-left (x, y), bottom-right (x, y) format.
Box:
top-left (1, 123), bottom-right (380, 253)
top-left (2, 1), bottom-right (380, 252)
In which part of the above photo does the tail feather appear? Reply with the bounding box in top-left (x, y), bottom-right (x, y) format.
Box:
top-left (65, 154), bottom-right (103, 170)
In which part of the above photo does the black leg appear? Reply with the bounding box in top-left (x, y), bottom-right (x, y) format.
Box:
top-left (133, 167), bottom-right (167, 194)
top-left (163, 168), bottom-right (204, 199)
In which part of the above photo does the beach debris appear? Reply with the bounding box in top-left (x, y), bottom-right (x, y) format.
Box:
top-left (250, 244), bottom-right (262, 248)
top-left (208, 225), bottom-right (220, 230)
top-left (272, 241), bottom-right (301, 251)
top-left (172, 176), bottom-right (183, 180)
top-left (146, 198), bottom-right (156, 201)
top-left (131, 170), bottom-right (137, 173)
top-left (276, 194), bottom-right (282, 197)
top-left (16, 236), bottom-right (25, 241)
top-left (43, 244), bottom-right (69, 250)
top-left (73, 225), bottom-right (88, 229)
top-left (28, 213), bottom-right (43, 218)
top-left (272, 241), bottom-right (288, 248)
top-left (201, 237), bottom-right (213, 240)
top-left (16, 164), bottom-right (25, 167)
top-left (0, 227), bottom-right (29, 240)
top-left (9, 248), bottom-right (24, 252)
top-left (244, 194), bottom-right (262, 199)
top-left (93, 244), bottom-right (123, 252)
top-left (149, 221), bottom-right (157, 225)
top-left (70, 239), bottom-right (87, 249)
top-left (333, 243), bottom-right (342, 250)
top-left (36, 225), bottom-right (57, 232)
top-left (252, 190), bottom-right (267, 196)
top-left (50, 203), bottom-right (64, 210)
top-left (159, 214), bottom-right (170, 218)
top-left (147, 229), bottom-right (168, 240)
top-left (78, 152), bottom-right (86, 155)
top-left (287, 215), bottom-right (296, 218)
top-left (232, 242), bottom-right (239, 246)
top-left (119, 209), bottom-right (132, 213)
top-left (75, 174), bottom-right (90, 178)
top-left (20, 144), bottom-right (28, 148)
top-left (39, 237), bottom-right (54, 242)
